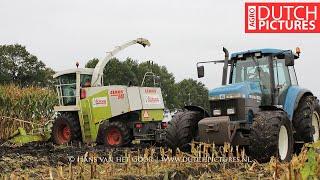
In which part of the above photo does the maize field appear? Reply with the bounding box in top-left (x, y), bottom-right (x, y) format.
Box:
top-left (0, 85), bottom-right (57, 140)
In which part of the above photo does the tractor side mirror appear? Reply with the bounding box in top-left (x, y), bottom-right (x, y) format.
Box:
top-left (284, 53), bottom-right (295, 66)
top-left (197, 66), bottom-right (204, 78)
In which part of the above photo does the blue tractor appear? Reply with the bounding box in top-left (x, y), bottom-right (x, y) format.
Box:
top-left (165, 48), bottom-right (320, 162)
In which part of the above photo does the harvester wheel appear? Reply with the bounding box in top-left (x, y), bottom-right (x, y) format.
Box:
top-left (165, 111), bottom-right (204, 152)
top-left (52, 113), bottom-right (81, 145)
top-left (100, 121), bottom-right (131, 147)
top-left (293, 96), bottom-right (320, 142)
top-left (248, 111), bottom-right (293, 163)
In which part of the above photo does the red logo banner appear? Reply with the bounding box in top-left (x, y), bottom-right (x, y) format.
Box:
top-left (245, 2), bottom-right (320, 33)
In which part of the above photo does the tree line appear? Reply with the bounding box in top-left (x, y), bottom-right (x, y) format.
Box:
top-left (0, 44), bottom-right (209, 110)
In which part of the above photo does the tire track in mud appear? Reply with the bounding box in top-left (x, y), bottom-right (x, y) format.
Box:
top-left (0, 141), bottom-right (158, 174)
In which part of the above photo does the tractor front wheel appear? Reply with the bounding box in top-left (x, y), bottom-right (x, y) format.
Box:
top-left (248, 111), bottom-right (294, 163)
top-left (51, 113), bottom-right (81, 145)
top-left (165, 111), bottom-right (204, 152)
top-left (100, 121), bottom-right (131, 147)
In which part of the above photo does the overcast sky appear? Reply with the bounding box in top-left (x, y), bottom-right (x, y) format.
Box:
top-left (0, 0), bottom-right (319, 96)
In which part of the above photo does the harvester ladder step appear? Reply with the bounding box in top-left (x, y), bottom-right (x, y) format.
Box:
top-left (83, 114), bottom-right (91, 139)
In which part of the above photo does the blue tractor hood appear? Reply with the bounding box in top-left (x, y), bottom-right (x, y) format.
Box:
top-left (209, 81), bottom-right (262, 98)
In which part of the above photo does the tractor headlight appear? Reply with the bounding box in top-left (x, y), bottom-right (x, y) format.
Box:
top-left (226, 93), bottom-right (243, 99)
top-left (209, 96), bottom-right (220, 101)
top-left (227, 108), bottom-right (235, 115)
top-left (213, 109), bottom-right (221, 116)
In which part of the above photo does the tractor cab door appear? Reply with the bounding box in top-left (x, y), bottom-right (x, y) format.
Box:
top-left (273, 59), bottom-right (292, 105)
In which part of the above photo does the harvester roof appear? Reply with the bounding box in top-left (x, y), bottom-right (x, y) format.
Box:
top-left (53, 68), bottom-right (94, 78)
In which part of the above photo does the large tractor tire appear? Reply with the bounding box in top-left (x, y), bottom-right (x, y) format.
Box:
top-left (52, 113), bottom-right (81, 145)
top-left (99, 121), bottom-right (131, 147)
top-left (165, 111), bottom-right (204, 152)
top-left (313, 102), bottom-right (320, 142)
top-left (248, 111), bottom-right (294, 163)
top-left (293, 96), bottom-right (320, 142)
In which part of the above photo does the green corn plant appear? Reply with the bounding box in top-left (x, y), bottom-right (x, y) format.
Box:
top-left (0, 84), bottom-right (57, 139)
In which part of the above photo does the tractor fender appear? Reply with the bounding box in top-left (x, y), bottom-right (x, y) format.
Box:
top-left (184, 105), bottom-right (210, 117)
top-left (284, 86), bottom-right (313, 121)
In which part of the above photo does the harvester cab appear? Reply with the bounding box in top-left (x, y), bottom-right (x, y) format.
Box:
top-left (50, 38), bottom-right (166, 147)
top-left (166, 47), bottom-right (320, 162)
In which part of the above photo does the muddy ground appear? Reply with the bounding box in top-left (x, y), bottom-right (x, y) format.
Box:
top-left (0, 141), bottom-right (319, 179)
top-left (0, 141), bottom-right (147, 174)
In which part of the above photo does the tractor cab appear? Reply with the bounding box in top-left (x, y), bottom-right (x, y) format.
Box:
top-left (228, 49), bottom-right (299, 106)
top-left (53, 68), bottom-right (95, 110)
top-left (197, 48), bottom-right (300, 110)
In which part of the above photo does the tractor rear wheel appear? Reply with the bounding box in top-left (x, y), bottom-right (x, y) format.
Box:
top-left (248, 111), bottom-right (294, 163)
top-left (293, 96), bottom-right (320, 142)
top-left (52, 113), bottom-right (81, 145)
top-left (313, 103), bottom-right (320, 142)
top-left (165, 111), bottom-right (204, 152)
top-left (100, 121), bottom-right (131, 147)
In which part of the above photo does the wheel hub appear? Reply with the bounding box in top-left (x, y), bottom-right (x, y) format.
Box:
top-left (278, 125), bottom-right (289, 161)
top-left (312, 111), bottom-right (320, 142)
top-left (106, 128), bottom-right (122, 145)
top-left (58, 124), bottom-right (71, 143)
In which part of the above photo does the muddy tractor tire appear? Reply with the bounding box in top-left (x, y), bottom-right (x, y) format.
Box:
top-left (100, 121), bottom-right (131, 147)
top-left (293, 96), bottom-right (320, 142)
top-left (248, 111), bottom-right (294, 163)
top-left (165, 111), bottom-right (204, 152)
top-left (52, 113), bottom-right (81, 145)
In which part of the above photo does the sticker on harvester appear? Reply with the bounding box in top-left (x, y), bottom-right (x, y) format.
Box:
top-left (144, 88), bottom-right (157, 94)
top-left (92, 97), bottom-right (108, 107)
top-left (110, 89), bottom-right (125, 100)
top-left (145, 95), bottom-right (161, 105)
top-left (143, 110), bottom-right (149, 118)
top-left (245, 2), bottom-right (320, 33)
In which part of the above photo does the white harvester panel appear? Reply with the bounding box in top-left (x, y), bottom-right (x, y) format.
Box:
top-left (139, 87), bottom-right (164, 109)
top-left (107, 85), bottom-right (130, 117)
top-left (126, 87), bottom-right (143, 111)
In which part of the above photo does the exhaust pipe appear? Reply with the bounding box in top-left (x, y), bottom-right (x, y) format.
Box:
top-left (222, 47), bottom-right (229, 85)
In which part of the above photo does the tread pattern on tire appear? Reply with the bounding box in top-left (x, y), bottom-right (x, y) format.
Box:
top-left (51, 112), bottom-right (81, 144)
top-left (165, 111), bottom-right (204, 152)
top-left (293, 95), bottom-right (316, 142)
top-left (98, 121), bottom-right (131, 147)
top-left (248, 111), bottom-right (293, 163)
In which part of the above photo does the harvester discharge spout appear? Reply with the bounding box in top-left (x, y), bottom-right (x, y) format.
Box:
top-left (91, 38), bottom-right (151, 87)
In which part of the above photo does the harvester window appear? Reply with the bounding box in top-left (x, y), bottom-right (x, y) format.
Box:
top-left (56, 73), bottom-right (76, 106)
top-left (80, 74), bottom-right (92, 87)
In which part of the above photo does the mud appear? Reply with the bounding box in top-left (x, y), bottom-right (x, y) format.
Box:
top-left (0, 142), bottom-right (149, 174)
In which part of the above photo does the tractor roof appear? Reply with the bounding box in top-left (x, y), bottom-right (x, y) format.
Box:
top-left (53, 68), bottom-right (94, 78)
top-left (231, 48), bottom-right (283, 59)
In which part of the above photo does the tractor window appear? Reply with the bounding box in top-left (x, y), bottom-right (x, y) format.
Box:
top-left (274, 59), bottom-right (291, 104)
top-left (57, 73), bottom-right (76, 106)
top-left (288, 66), bottom-right (298, 85)
top-left (231, 57), bottom-right (272, 105)
top-left (273, 59), bottom-right (291, 88)
top-left (231, 57), bottom-right (271, 89)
